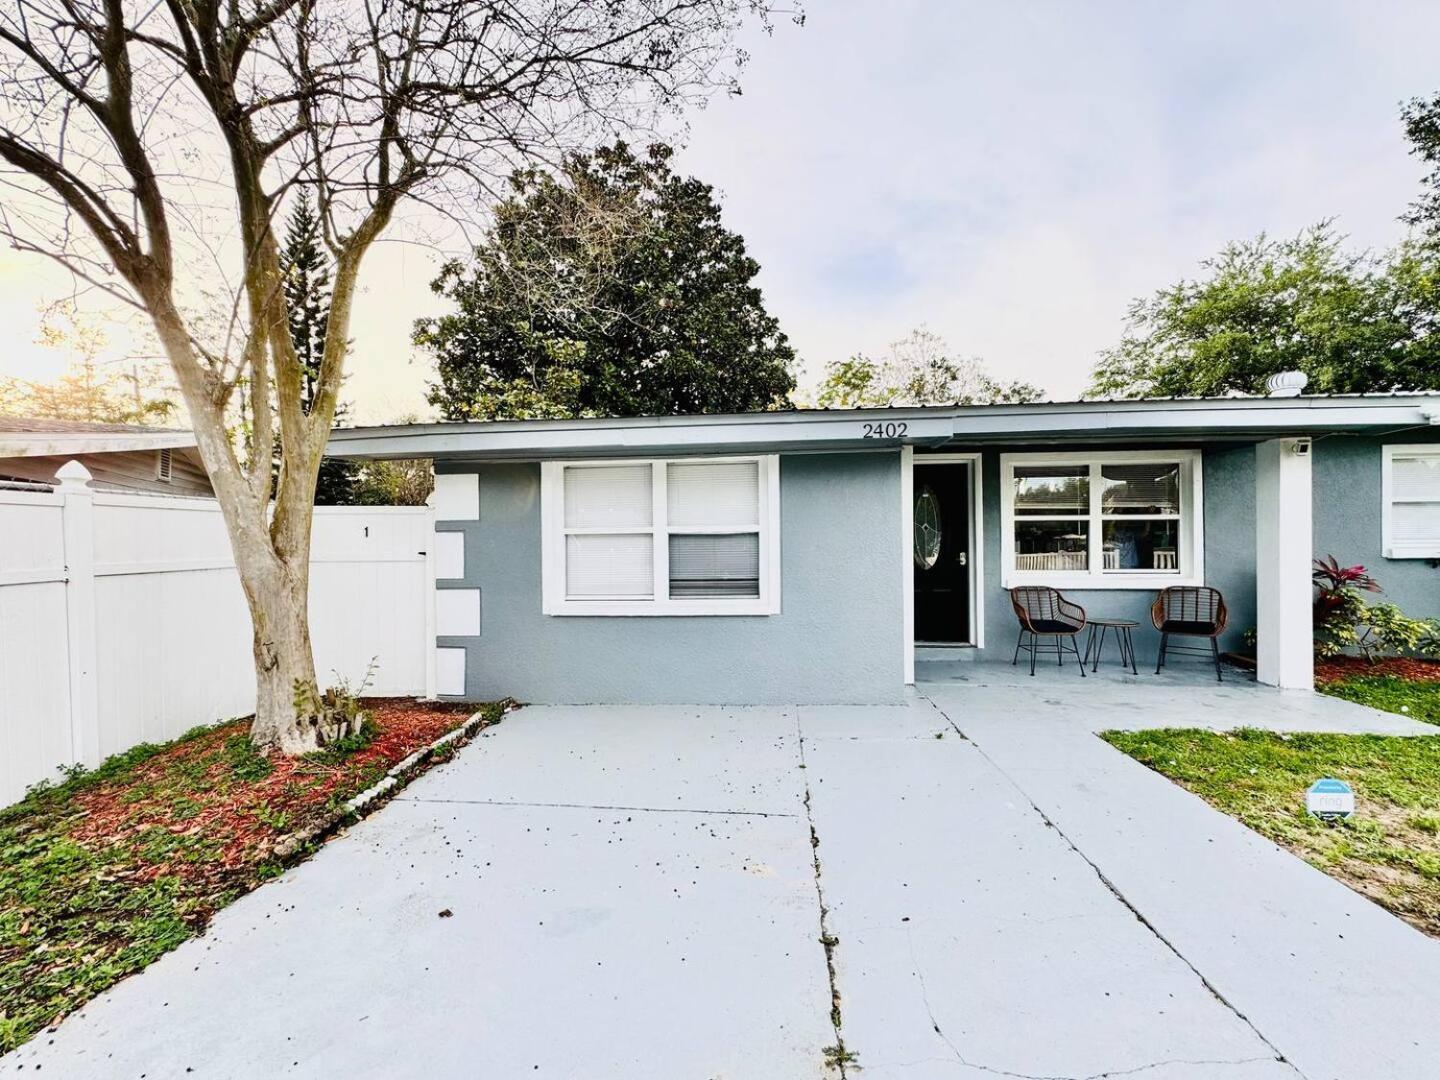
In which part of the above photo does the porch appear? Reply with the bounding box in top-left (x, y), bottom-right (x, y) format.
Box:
top-left (914, 655), bottom-right (1437, 735)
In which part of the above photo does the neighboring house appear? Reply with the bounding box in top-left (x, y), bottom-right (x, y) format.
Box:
top-left (0, 417), bottom-right (213, 495)
top-left (327, 387), bottom-right (1440, 705)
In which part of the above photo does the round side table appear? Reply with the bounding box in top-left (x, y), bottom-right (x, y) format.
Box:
top-left (1084, 618), bottom-right (1139, 675)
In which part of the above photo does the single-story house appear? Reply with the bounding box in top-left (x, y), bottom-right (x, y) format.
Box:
top-left (0, 417), bottom-right (213, 495)
top-left (327, 388), bottom-right (1440, 704)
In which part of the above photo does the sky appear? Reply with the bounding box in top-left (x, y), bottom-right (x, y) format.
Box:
top-left (3, 0), bottom-right (1440, 421)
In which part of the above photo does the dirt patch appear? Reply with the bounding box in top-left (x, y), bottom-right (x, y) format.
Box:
top-left (1316, 656), bottom-right (1440, 684)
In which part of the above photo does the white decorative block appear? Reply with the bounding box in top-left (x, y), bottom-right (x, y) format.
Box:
top-left (434, 472), bottom-right (479, 521)
top-left (436, 531), bottom-right (465, 580)
top-left (436, 647), bottom-right (467, 696)
top-left (437, 588), bottom-right (481, 636)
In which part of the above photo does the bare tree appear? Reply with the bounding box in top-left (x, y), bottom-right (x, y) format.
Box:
top-left (0, 0), bottom-right (791, 752)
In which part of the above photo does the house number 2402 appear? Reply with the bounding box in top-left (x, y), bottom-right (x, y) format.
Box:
top-left (861, 421), bottom-right (908, 439)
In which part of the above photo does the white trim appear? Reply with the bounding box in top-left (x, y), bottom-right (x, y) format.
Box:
top-left (901, 447), bottom-right (915, 684)
top-left (541, 454), bottom-right (781, 616)
top-left (904, 451), bottom-right (985, 673)
top-left (1381, 444), bottom-right (1440, 558)
top-left (999, 449), bottom-right (1204, 589)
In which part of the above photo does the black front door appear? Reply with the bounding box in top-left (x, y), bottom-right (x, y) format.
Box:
top-left (913, 462), bottom-right (971, 643)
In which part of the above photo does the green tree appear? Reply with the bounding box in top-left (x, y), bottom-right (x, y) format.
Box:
top-left (1402, 92), bottom-right (1440, 237)
top-left (280, 197), bottom-right (358, 505)
top-left (419, 142), bottom-right (797, 420)
top-left (1087, 225), bottom-right (1440, 399)
top-left (815, 328), bottom-right (1042, 408)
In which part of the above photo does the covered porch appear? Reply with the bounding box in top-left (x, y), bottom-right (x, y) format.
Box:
top-left (914, 655), bottom-right (1434, 734)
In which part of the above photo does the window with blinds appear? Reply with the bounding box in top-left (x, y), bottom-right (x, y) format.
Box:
top-left (1001, 451), bottom-right (1202, 587)
top-left (542, 455), bottom-right (778, 614)
top-left (1383, 446), bottom-right (1440, 558)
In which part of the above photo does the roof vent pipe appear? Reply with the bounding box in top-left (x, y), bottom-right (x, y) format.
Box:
top-left (1265, 371), bottom-right (1309, 398)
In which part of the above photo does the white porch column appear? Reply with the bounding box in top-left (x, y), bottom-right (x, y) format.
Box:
top-left (1255, 438), bottom-right (1313, 689)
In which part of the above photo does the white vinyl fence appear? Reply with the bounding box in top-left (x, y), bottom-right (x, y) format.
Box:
top-left (0, 462), bottom-right (436, 806)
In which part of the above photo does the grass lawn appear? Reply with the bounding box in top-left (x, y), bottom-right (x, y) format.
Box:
top-left (1317, 674), bottom-right (1440, 726)
top-left (1104, 728), bottom-right (1440, 940)
top-left (0, 698), bottom-right (503, 1053)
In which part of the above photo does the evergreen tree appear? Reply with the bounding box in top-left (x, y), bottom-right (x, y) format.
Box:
top-left (281, 196), bottom-right (358, 503)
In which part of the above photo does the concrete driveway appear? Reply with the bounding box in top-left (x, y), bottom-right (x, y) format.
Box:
top-left (8, 673), bottom-right (1440, 1079)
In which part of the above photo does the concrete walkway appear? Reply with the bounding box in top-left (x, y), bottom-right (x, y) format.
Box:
top-left (7, 678), bottom-right (1439, 1079)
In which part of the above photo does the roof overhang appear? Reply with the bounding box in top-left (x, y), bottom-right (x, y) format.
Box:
top-left (327, 395), bottom-right (1440, 462)
top-left (0, 431), bottom-right (198, 458)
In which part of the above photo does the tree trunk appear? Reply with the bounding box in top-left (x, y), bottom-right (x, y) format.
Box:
top-left (241, 551), bottom-right (322, 753)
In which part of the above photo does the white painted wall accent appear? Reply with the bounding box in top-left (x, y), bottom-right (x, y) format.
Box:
top-left (0, 470), bottom-right (438, 806)
top-left (436, 647), bottom-right (467, 695)
top-left (900, 447), bottom-right (915, 684)
top-left (1255, 438), bottom-right (1314, 689)
top-left (436, 531), bottom-right (465, 579)
top-left (433, 472), bottom-right (480, 520)
top-left (436, 588), bottom-right (481, 636)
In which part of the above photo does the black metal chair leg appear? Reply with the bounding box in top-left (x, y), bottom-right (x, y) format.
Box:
top-left (1210, 637), bottom-right (1222, 683)
top-left (1075, 635), bottom-right (1086, 677)
top-left (1012, 627), bottom-right (1024, 666)
top-left (1029, 632), bottom-right (1037, 676)
top-left (1155, 632), bottom-right (1168, 674)
top-left (1125, 627), bottom-right (1138, 675)
top-left (1090, 624), bottom-right (1105, 673)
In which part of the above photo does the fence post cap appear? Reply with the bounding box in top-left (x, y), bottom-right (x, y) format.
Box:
top-left (54, 460), bottom-right (94, 490)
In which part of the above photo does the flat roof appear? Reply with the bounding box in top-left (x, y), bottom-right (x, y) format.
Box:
top-left (327, 394), bottom-right (1440, 461)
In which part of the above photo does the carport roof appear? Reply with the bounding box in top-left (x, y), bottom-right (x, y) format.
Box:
top-left (327, 393), bottom-right (1440, 461)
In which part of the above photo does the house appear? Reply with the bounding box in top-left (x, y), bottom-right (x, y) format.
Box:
top-left (0, 417), bottom-right (213, 495)
top-left (326, 387), bottom-right (1440, 704)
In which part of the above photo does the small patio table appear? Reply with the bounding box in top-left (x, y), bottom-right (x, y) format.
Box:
top-left (1083, 618), bottom-right (1139, 675)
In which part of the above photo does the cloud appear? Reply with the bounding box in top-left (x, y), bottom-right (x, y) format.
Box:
top-left (676, 0), bottom-right (1440, 398)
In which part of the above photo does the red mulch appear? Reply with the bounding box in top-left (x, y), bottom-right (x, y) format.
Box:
top-left (1315, 656), bottom-right (1440, 684)
top-left (65, 698), bottom-right (480, 892)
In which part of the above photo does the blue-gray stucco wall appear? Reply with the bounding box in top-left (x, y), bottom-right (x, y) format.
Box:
top-left (1312, 432), bottom-right (1440, 621)
top-left (968, 445), bottom-right (1257, 669)
top-left (437, 452), bottom-right (904, 704)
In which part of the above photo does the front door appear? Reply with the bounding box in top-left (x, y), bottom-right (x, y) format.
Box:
top-left (913, 462), bottom-right (972, 644)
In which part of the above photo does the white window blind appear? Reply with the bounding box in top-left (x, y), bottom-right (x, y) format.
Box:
top-left (562, 464), bottom-right (654, 598)
top-left (564, 464), bottom-right (652, 528)
top-left (666, 461), bottom-right (762, 598)
top-left (667, 461), bottom-right (759, 527)
top-left (566, 534), bottom-right (655, 597)
top-left (544, 455), bottom-right (778, 615)
top-left (1384, 447), bottom-right (1440, 557)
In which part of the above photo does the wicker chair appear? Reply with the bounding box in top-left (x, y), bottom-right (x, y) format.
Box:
top-left (1009, 586), bottom-right (1087, 677)
top-left (1151, 586), bottom-right (1228, 682)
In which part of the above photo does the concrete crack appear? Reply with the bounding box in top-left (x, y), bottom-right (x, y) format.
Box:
top-left (921, 694), bottom-right (1306, 1080)
top-left (796, 712), bottom-right (857, 1077)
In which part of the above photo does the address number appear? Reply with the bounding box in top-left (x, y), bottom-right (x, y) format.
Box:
top-left (862, 421), bottom-right (908, 439)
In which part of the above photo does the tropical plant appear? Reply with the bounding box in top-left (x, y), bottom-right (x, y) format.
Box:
top-left (1311, 556), bottom-right (1439, 662)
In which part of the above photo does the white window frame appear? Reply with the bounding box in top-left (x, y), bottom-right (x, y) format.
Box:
top-left (1382, 444), bottom-right (1440, 558)
top-left (1000, 449), bottom-right (1204, 590)
top-left (541, 454), bottom-right (781, 616)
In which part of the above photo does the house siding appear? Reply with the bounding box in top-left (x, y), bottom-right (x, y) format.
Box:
top-left (1312, 432), bottom-right (1440, 621)
top-left (0, 449), bottom-right (212, 495)
top-left (436, 451), bottom-right (904, 704)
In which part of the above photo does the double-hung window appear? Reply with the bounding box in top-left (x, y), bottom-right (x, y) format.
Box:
top-left (541, 455), bottom-right (780, 615)
top-left (1000, 450), bottom-right (1203, 587)
top-left (1382, 445), bottom-right (1440, 558)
